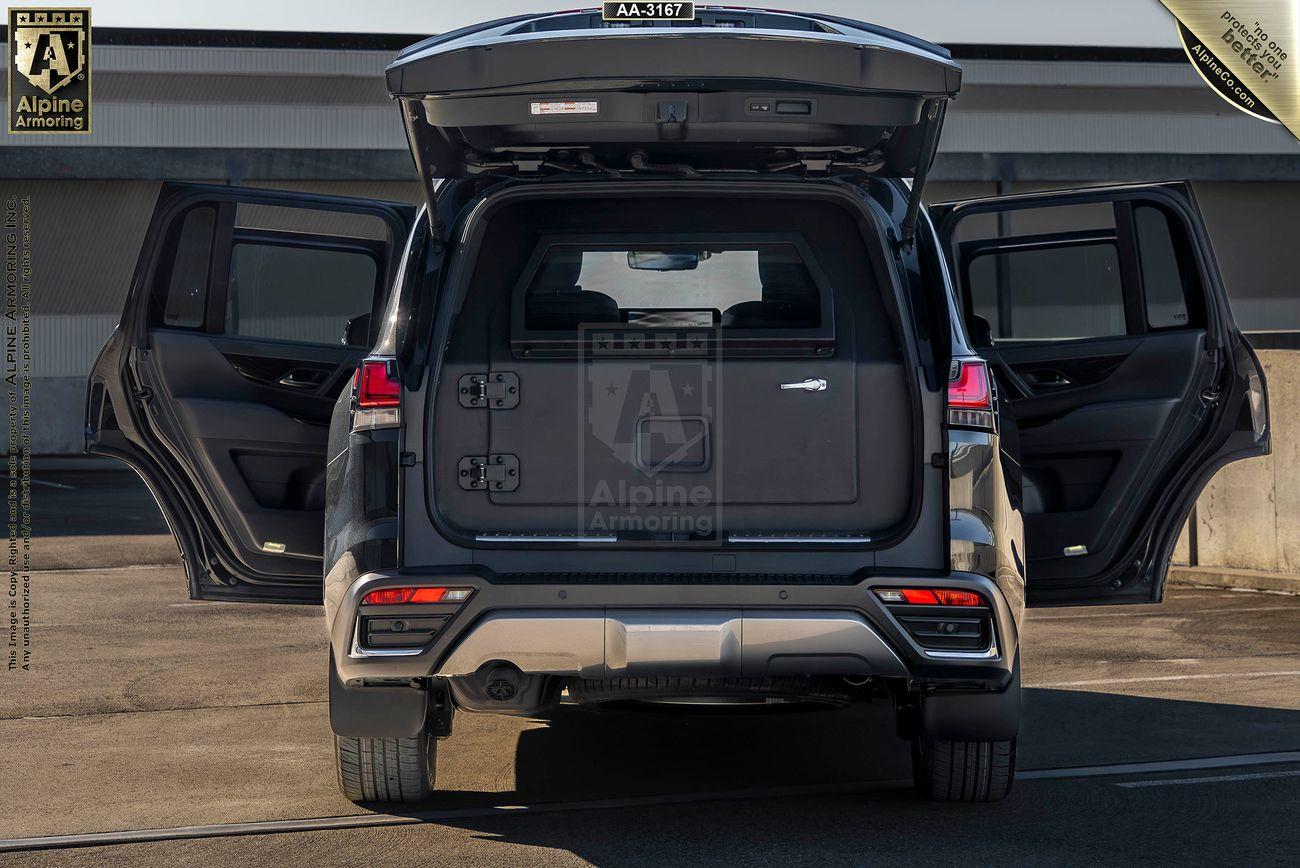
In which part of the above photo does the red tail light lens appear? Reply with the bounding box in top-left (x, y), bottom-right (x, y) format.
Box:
top-left (361, 586), bottom-right (474, 605)
top-left (876, 588), bottom-right (985, 607)
top-left (933, 589), bottom-right (984, 607)
top-left (949, 360), bottom-right (991, 410)
top-left (356, 359), bottom-right (400, 409)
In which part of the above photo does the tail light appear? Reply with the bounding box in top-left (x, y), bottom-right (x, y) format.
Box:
top-left (356, 359), bottom-right (400, 408)
top-left (874, 587), bottom-right (993, 653)
top-left (361, 586), bottom-right (473, 605)
top-left (352, 357), bottom-right (401, 431)
top-left (876, 587), bottom-right (985, 607)
top-left (948, 359), bottom-right (994, 430)
top-left (357, 585), bottom-right (475, 650)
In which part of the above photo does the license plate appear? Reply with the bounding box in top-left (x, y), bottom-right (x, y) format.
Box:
top-left (602, 2), bottom-right (695, 23)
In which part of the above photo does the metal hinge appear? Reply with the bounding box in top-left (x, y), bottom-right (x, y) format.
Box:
top-left (458, 454), bottom-right (520, 492)
top-left (458, 373), bottom-right (519, 409)
top-left (399, 452), bottom-right (416, 467)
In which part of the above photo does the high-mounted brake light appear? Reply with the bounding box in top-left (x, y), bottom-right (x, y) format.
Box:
top-left (361, 586), bottom-right (474, 605)
top-left (948, 360), bottom-right (994, 430)
top-left (356, 359), bottom-right (400, 409)
top-left (875, 588), bottom-right (985, 607)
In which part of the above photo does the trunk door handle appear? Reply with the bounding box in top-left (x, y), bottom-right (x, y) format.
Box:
top-left (779, 377), bottom-right (828, 392)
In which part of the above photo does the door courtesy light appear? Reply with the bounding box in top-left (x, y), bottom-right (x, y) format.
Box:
top-left (361, 587), bottom-right (473, 605)
top-left (875, 588), bottom-right (984, 607)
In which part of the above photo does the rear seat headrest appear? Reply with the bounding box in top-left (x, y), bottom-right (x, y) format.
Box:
top-left (532, 250), bottom-right (584, 294)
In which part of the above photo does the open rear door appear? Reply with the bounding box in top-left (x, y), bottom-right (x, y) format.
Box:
top-left (86, 183), bottom-right (415, 603)
top-left (933, 182), bottom-right (1269, 606)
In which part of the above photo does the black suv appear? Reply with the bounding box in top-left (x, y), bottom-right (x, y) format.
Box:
top-left (87, 8), bottom-right (1269, 804)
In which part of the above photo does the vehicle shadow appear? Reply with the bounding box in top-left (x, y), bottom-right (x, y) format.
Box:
top-left (34, 462), bottom-right (170, 537)
top-left (384, 689), bottom-right (1300, 864)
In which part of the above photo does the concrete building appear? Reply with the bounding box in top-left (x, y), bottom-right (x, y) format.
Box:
top-left (2, 1), bottom-right (1297, 581)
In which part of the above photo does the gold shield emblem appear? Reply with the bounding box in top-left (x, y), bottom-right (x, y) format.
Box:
top-left (12, 10), bottom-right (86, 95)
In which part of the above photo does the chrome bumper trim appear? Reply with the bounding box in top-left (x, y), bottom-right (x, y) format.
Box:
top-left (435, 609), bottom-right (908, 679)
top-left (726, 535), bottom-right (873, 544)
top-left (473, 534), bottom-right (619, 544)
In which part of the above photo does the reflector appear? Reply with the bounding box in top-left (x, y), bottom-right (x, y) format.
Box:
top-left (933, 589), bottom-right (983, 607)
top-left (362, 587), bottom-right (460, 605)
top-left (874, 587), bottom-right (986, 607)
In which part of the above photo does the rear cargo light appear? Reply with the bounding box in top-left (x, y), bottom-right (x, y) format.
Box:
top-left (875, 588), bottom-right (985, 607)
top-left (948, 360), bottom-right (994, 430)
top-left (352, 357), bottom-right (401, 431)
top-left (361, 586), bottom-right (473, 605)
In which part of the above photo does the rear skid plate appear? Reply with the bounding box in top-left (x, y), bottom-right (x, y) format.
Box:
top-left (435, 609), bottom-right (908, 679)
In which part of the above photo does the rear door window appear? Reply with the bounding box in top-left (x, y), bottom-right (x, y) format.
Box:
top-left (967, 241), bottom-right (1126, 342)
top-left (952, 199), bottom-right (1205, 346)
top-left (225, 242), bottom-right (378, 345)
top-left (151, 201), bottom-right (392, 347)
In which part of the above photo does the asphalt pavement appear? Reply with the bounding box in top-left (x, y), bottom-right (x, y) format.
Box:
top-left (2, 461), bottom-right (1298, 865)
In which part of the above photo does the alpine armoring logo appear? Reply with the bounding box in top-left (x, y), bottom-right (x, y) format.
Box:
top-left (580, 326), bottom-right (720, 542)
top-left (8, 8), bottom-right (91, 134)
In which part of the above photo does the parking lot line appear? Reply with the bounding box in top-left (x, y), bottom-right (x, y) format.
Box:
top-left (1033, 670), bottom-right (1300, 688)
top-left (1016, 750), bottom-right (1300, 780)
top-left (4, 751), bottom-right (1298, 855)
top-left (1116, 769), bottom-right (1300, 788)
top-left (1028, 605), bottom-right (1294, 621)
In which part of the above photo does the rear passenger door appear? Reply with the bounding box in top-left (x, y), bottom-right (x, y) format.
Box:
top-left (933, 182), bottom-right (1269, 606)
top-left (86, 183), bottom-right (414, 602)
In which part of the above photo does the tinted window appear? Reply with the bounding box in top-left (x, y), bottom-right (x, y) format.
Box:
top-left (1135, 205), bottom-right (1192, 329)
top-left (225, 243), bottom-right (378, 345)
top-left (523, 242), bottom-right (820, 330)
top-left (968, 242), bottom-right (1125, 342)
top-left (956, 196), bottom-right (1207, 346)
top-left (162, 206), bottom-right (215, 328)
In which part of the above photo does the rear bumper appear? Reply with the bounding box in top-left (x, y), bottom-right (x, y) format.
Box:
top-left (329, 570), bottom-right (1020, 690)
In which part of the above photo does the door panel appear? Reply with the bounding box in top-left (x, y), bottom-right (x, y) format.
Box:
top-left (86, 183), bottom-right (415, 602)
top-left (933, 182), bottom-right (1269, 606)
top-left (989, 331), bottom-right (1205, 577)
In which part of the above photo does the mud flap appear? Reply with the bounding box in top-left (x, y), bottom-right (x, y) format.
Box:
top-left (328, 655), bottom-right (427, 739)
top-left (920, 656), bottom-right (1021, 742)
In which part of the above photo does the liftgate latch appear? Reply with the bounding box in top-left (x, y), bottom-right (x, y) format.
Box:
top-left (458, 372), bottom-right (520, 409)
top-left (458, 454), bottom-right (520, 492)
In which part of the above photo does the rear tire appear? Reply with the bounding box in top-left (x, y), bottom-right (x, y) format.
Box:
top-left (911, 735), bottom-right (1015, 802)
top-left (335, 733), bottom-right (436, 804)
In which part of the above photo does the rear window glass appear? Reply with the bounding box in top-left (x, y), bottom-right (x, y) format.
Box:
top-left (523, 242), bottom-right (821, 330)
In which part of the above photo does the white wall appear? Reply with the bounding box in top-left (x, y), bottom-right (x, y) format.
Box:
top-left (7, 0), bottom-right (1182, 47)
